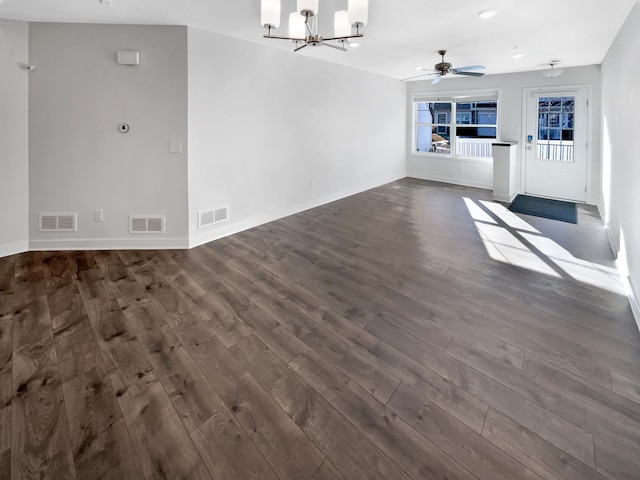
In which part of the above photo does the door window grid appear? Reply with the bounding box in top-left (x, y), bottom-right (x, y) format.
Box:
top-left (538, 96), bottom-right (575, 162)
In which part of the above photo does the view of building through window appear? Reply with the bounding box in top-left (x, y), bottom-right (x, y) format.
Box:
top-left (537, 96), bottom-right (575, 162)
top-left (415, 99), bottom-right (498, 158)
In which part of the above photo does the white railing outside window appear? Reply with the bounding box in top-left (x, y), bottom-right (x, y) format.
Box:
top-left (456, 138), bottom-right (493, 159)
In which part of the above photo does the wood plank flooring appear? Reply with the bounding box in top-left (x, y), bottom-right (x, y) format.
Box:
top-left (1, 178), bottom-right (640, 479)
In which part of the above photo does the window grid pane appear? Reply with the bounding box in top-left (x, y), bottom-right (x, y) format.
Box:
top-left (415, 99), bottom-right (497, 159)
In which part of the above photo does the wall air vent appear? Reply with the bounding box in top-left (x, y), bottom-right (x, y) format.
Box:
top-left (39, 213), bottom-right (77, 232)
top-left (129, 215), bottom-right (165, 234)
top-left (198, 206), bottom-right (228, 229)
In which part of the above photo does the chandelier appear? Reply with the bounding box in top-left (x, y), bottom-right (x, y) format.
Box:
top-left (261, 0), bottom-right (369, 52)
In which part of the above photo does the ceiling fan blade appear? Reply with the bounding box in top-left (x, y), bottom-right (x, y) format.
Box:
top-left (453, 70), bottom-right (485, 77)
top-left (416, 67), bottom-right (438, 73)
top-left (431, 75), bottom-right (443, 85)
top-left (454, 65), bottom-right (485, 71)
top-left (401, 73), bottom-right (431, 81)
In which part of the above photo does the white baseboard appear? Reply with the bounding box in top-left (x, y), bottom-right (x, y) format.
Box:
top-left (604, 224), bottom-right (640, 333)
top-left (604, 225), bottom-right (617, 255)
top-left (627, 280), bottom-right (640, 333)
top-left (189, 173), bottom-right (407, 249)
top-left (407, 172), bottom-right (492, 191)
top-left (29, 237), bottom-right (189, 251)
top-left (616, 256), bottom-right (640, 333)
top-left (0, 240), bottom-right (29, 259)
top-left (492, 192), bottom-right (518, 203)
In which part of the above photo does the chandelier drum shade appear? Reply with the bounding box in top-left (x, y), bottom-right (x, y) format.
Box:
top-left (261, 0), bottom-right (369, 52)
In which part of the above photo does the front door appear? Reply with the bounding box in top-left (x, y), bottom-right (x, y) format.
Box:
top-left (524, 89), bottom-right (588, 202)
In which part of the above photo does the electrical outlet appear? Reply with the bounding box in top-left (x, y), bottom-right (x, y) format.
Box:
top-left (94, 209), bottom-right (104, 222)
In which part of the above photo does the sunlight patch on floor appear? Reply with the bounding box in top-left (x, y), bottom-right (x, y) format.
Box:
top-left (479, 200), bottom-right (541, 234)
top-left (521, 232), bottom-right (624, 295)
top-left (463, 197), bottom-right (497, 225)
top-left (473, 221), bottom-right (561, 277)
top-left (464, 198), bottom-right (625, 295)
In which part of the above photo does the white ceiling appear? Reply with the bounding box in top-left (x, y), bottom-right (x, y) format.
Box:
top-left (0, 0), bottom-right (636, 80)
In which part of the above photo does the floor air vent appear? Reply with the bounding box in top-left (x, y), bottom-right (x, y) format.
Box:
top-left (129, 215), bottom-right (165, 234)
top-left (198, 206), bottom-right (228, 228)
top-left (39, 213), bottom-right (77, 232)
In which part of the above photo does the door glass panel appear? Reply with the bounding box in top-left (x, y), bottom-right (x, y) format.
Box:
top-left (537, 96), bottom-right (575, 162)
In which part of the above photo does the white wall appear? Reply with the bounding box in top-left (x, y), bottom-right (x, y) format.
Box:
top-left (601, 1), bottom-right (640, 326)
top-left (187, 28), bottom-right (407, 247)
top-left (0, 19), bottom-right (29, 257)
top-left (29, 23), bottom-right (189, 250)
top-left (406, 66), bottom-right (601, 204)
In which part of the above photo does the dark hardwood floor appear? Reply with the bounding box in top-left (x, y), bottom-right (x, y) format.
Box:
top-left (1, 178), bottom-right (639, 479)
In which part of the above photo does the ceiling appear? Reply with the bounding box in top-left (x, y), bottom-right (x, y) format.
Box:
top-left (0, 0), bottom-right (636, 80)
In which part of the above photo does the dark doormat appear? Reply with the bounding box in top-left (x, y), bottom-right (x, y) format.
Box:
top-left (508, 195), bottom-right (577, 224)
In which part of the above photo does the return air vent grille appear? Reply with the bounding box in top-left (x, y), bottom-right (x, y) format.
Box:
top-left (198, 206), bottom-right (229, 229)
top-left (39, 213), bottom-right (77, 232)
top-left (199, 210), bottom-right (215, 228)
top-left (129, 215), bottom-right (165, 234)
top-left (214, 207), bottom-right (228, 223)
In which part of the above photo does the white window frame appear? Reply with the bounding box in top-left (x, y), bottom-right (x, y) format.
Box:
top-left (412, 89), bottom-right (500, 161)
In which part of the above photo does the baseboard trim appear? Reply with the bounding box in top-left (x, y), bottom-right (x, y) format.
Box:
top-left (604, 225), bottom-right (618, 255)
top-left (617, 257), bottom-right (640, 333)
top-left (29, 237), bottom-right (189, 251)
top-left (407, 172), bottom-right (492, 191)
top-left (0, 241), bottom-right (29, 259)
top-left (604, 224), bottom-right (640, 333)
top-left (189, 173), bottom-right (407, 249)
top-left (627, 281), bottom-right (640, 333)
top-left (492, 192), bottom-right (518, 204)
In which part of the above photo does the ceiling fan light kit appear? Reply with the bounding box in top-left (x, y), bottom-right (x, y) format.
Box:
top-left (261, 0), bottom-right (368, 52)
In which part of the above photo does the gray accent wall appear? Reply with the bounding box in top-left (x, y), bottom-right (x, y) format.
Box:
top-left (28, 23), bottom-right (189, 249)
top-left (0, 19), bottom-right (29, 257)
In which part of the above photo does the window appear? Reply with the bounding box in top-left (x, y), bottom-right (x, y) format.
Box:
top-left (414, 93), bottom-right (498, 159)
top-left (416, 103), bottom-right (452, 154)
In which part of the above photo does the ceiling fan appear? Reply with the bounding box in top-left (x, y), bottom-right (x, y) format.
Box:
top-left (404, 50), bottom-right (486, 83)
